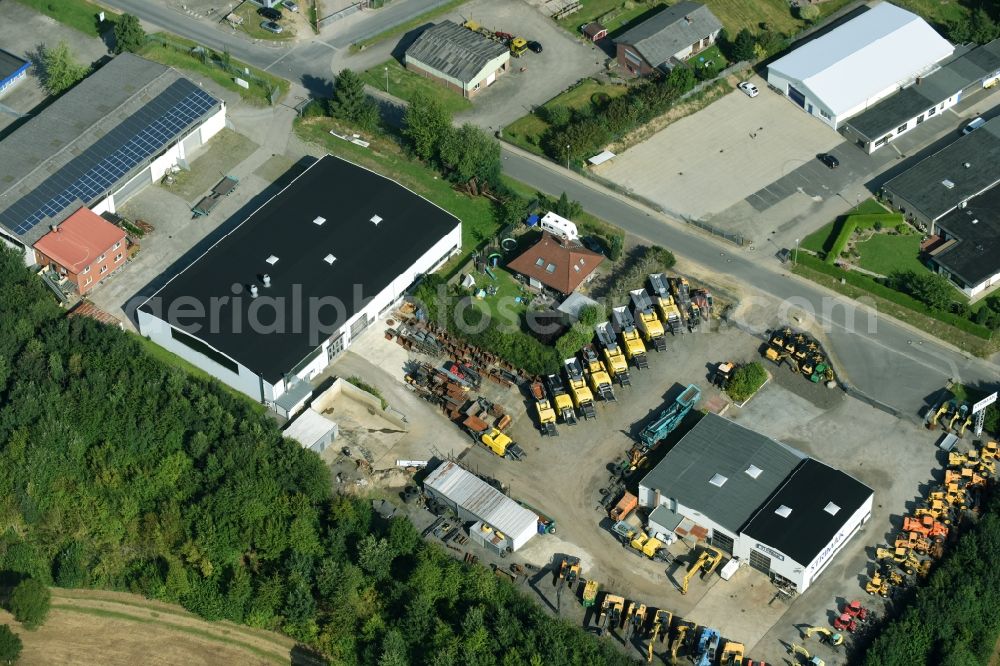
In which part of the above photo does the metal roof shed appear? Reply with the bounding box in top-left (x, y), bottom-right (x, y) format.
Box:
top-left (423, 462), bottom-right (538, 552)
top-left (283, 409), bottom-right (337, 453)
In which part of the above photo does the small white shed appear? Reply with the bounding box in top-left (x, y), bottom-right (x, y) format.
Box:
top-left (284, 409), bottom-right (338, 453)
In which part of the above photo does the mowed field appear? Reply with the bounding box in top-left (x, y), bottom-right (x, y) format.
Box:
top-left (1, 589), bottom-right (297, 665)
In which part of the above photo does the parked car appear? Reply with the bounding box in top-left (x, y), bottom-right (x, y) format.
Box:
top-left (258, 6), bottom-right (283, 20)
top-left (818, 153), bottom-right (840, 169)
top-left (963, 116), bottom-right (985, 134)
top-left (260, 20), bottom-right (283, 34)
top-left (775, 248), bottom-right (791, 264)
top-left (581, 235), bottom-right (605, 255)
top-left (738, 81), bottom-right (759, 97)
top-left (527, 41), bottom-right (543, 54)
top-left (282, 0), bottom-right (299, 11)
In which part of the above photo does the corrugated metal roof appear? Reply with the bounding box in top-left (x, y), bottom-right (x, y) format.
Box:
top-left (405, 21), bottom-right (508, 84)
top-left (423, 461), bottom-right (538, 537)
top-left (615, 1), bottom-right (722, 67)
top-left (283, 409), bottom-right (336, 448)
top-left (768, 2), bottom-right (953, 117)
top-left (639, 414), bottom-right (804, 533)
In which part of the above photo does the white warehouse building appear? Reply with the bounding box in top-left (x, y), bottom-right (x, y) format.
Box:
top-left (423, 461), bottom-right (540, 553)
top-left (138, 155), bottom-right (461, 416)
top-left (638, 414), bottom-right (873, 592)
top-left (0, 54), bottom-right (225, 263)
top-left (766, 2), bottom-right (953, 129)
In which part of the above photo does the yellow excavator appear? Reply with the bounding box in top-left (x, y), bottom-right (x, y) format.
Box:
top-left (564, 357), bottom-right (597, 420)
top-left (803, 626), bottom-right (844, 646)
top-left (647, 609), bottom-right (673, 662)
top-left (669, 623), bottom-right (692, 664)
top-left (719, 640), bottom-right (745, 665)
top-left (581, 345), bottom-right (615, 402)
top-left (530, 380), bottom-right (557, 436)
top-left (630, 288), bottom-right (667, 351)
top-left (612, 306), bottom-right (649, 369)
top-left (679, 546), bottom-right (724, 595)
top-left (791, 643), bottom-right (824, 666)
top-left (596, 321), bottom-right (631, 386)
top-left (865, 570), bottom-right (889, 597)
top-left (649, 273), bottom-right (684, 335)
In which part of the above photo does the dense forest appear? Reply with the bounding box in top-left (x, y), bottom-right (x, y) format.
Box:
top-left (0, 248), bottom-right (628, 664)
top-left (864, 491), bottom-right (1000, 666)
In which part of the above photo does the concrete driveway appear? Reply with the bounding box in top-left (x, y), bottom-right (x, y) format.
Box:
top-left (447, 0), bottom-right (606, 130)
top-left (593, 76), bottom-right (843, 220)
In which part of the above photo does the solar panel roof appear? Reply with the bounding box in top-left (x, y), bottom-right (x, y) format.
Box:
top-left (0, 79), bottom-right (217, 238)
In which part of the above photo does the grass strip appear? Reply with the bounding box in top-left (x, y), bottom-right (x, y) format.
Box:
top-left (351, 0), bottom-right (467, 51)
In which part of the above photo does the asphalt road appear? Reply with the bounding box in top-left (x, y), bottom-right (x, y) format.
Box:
top-left (101, 0), bottom-right (999, 416)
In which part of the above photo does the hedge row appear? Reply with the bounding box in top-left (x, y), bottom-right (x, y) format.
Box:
top-left (824, 212), bottom-right (904, 264)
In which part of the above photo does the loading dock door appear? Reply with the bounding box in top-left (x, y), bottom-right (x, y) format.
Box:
top-left (788, 85), bottom-right (806, 109)
top-left (711, 532), bottom-right (734, 554)
top-left (486, 72), bottom-right (496, 87)
top-left (749, 549), bottom-right (772, 574)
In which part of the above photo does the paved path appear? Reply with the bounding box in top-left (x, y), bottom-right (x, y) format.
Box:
top-left (98, 0), bottom-right (1000, 416)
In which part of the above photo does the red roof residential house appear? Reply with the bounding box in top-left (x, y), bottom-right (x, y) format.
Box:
top-left (33, 207), bottom-right (127, 295)
top-left (506, 231), bottom-right (604, 295)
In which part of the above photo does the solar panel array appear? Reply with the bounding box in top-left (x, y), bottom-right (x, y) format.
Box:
top-left (5, 82), bottom-right (218, 237)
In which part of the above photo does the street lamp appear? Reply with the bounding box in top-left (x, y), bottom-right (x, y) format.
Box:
top-left (794, 238), bottom-right (800, 266)
top-left (565, 144), bottom-right (570, 170)
top-left (384, 66), bottom-right (389, 93)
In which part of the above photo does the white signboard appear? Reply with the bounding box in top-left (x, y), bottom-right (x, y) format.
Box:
top-left (234, 77), bottom-right (249, 89)
top-left (973, 391), bottom-right (998, 414)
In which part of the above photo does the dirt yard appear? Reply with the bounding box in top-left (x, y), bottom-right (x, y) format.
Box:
top-left (2, 589), bottom-right (296, 665)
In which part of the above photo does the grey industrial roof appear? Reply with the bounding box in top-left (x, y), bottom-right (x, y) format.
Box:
top-left (847, 41), bottom-right (1000, 141)
top-left (615, 1), bottom-right (722, 67)
top-left (283, 409), bottom-right (336, 449)
top-left (639, 414), bottom-right (805, 533)
top-left (932, 184), bottom-right (1000, 287)
top-left (423, 461), bottom-right (538, 538)
top-left (743, 459), bottom-right (872, 566)
top-left (405, 21), bottom-right (508, 84)
top-left (882, 117), bottom-right (1000, 221)
top-left (0, 54), bottom-right (220, 245)
top-left (0, 49), bottom-right (28, 82)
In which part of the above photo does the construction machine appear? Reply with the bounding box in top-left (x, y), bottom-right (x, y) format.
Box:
top-left (764, 344), bottom-right (799, 372)
top-left (622, 601), bottom-right (638, 641)
top-left (545, 373), bottom-right (577, 425)
top-left (627, 530), bottom-right (670, 561)
top-left (612, 306), bottom-right (649, 369)
top-left (713, 361), bottom-right (735, 389)
top-left (604, 594), bottom-right (625, 633)
top-left (719, 641), bottom-right (745, 665)
top-left (692, 288), bottom-right (713, 320)
top-left (582, 579), bottom-right (599, 607)
top-left (769, 327), bottom-right (792, 349)
top-left (669, 276), bottom-right (698, 331)
top-left (903, 515), bottom-right (948, 542)
top-left (803, 626), bottom-right (844, 646)
top-left (648, 610), bottom-right (672, 663)
top-left (530, 380), bottom-right (558, 436)
top-left (669, 623), bottom-right (692, 664)
top-left (564, 357), bottom-right (597, 420)
top-left (649, 273), bottom-right (684, 334)
top-left (865, 570), bottom-right (889, 597)
top-left (630, 603), bottom-right (648, 639)
top-left (558, 556), bottom-right (581, 589)
top-left (509, 36), bottom-right (528, 56)
top-left (926, 401), bottom-right (952, 430)
top-left (596, 321), bottom-right (631, 386)
top-left (695, 627), bottom-right (720, 666)
top-left (581, 345), bottom-right (615, 402)
top-left (791, 643), bottom-right (826, 666)
top-left (679, 546), bottom-right (724, 595)
top-left (638, 384), bottom-right (701, 450)
top-left (463, 416), bottom-right (525, 460)
top-left (630, 289), bottom-right (668, 351)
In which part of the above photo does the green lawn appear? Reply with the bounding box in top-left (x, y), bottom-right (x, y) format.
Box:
top-left (557, 0), bottom-right (668, 36)
top-left (140, 34), bottom-right (289, 106)
top-left (799, 199), bottom-right (896, 255)
top-left (295, 116), bottom-right (500, 270)
top-left (361, 59), bottom-right (471, 115)
top-left (855, 233), bottom-right (926, 276)
top-left (468, 267), bottom-right (532, 324)
top-left (501, 176), bottom-right (622, 252)
top-left (687, 44), bottom-right (728, 78)
top-left (232, 1), bottom-right (295, 41)
top-left (895, 0), bottom-right (970, 31)
top-left (351, 0), bottom-right (468, 51)
top-left (503, 79), bottom-right (628, 155)
top-left (14, 0), bottom-right (119, 36)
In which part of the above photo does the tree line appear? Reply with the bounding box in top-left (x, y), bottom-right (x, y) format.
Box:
top-left (0, 248), bottom-right (630, 665)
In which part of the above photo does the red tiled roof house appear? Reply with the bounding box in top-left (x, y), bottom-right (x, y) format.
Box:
top-left (33, 207), bottom-right (127, 295)
top-left (506, 231), bottom-right (604, 296)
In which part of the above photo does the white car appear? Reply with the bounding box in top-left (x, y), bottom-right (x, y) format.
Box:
top-left (283, 0), bottom-right (299, 11)
top-left (963, 116), bottom-right (985, 134)
top-left (739, 81), bottom-right (759, 98)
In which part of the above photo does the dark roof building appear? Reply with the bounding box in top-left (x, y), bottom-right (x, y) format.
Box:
top-left (743, 459), bottom-right (874, 568)
top-left (506, 231), bottom-right (604, 295)
top-left (638, 414), bottom-right (873, 592)
top-left (0, 54), bottom-right (224, 251)
top-left (405, 21), bottom-right (510, 97)
top-left (137, 155), bottom-right (462, 414)
top-left (929, 186), bottom-right (1000, 294)
top-left (0, 48), bottom-right (29, 96)
top-left (614, 1), bottom-right (722, 75)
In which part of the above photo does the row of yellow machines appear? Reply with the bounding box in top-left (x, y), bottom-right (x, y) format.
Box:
top-left (530, 274), bottom-right (712, 435)
top-left (865, 440), bottom-right (998, 597)
top-left (762, 327), bottom-right (834, 384)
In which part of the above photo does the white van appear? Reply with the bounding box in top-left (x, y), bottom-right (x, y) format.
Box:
top-left (963, 116), bottom-right (986, 135)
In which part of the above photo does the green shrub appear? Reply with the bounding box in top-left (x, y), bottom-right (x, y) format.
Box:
top-left (825, 218), bottom-right (856, 264)
top-left (9, 579), bottom-right (50, 630)
top-left (726, 362), bottom-right (767, 402)
top-left (0, 625), bottom-right (21, 664)
top-left (797, 4), bottom-right (820, 21)
top-left (344, 376), bottom-right (388, 409)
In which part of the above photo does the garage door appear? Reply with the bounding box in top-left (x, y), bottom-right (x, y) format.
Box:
top-left (486, 72), bottom-right (496, 87)
top-left (749, 549), bottom-right (772, 574)
top-left (349, 313), bottom-right (370, 340)
top-left (182, 130), bottom-right (202, 158)
top-left (788, 85), bottom-right (806, 109)
top-left (711, 532), bottom-right (734, 554)
top-left (113, 167), bottom-right (152, 205)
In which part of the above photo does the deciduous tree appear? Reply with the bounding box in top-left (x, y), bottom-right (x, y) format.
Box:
top-left (113, 14), bottom-right (147, 54)
top-left (9, 579), bottom-right (50, 630)
top-left (403, 92), bottom-right (451, 161)
top-left (0, 625), bottom-right (21, 665)
top-left (40, 42), bottom-right (89, 95)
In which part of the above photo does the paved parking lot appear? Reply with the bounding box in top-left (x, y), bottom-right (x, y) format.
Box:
top-left (593, 76), bottom-right (842, 220)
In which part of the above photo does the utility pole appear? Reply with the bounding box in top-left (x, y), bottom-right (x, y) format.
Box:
top-left (384, 66), bottom-right (389, 93)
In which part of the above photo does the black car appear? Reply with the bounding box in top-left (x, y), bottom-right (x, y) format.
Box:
top-left (819, 153), bottom-right (840, 169)
top-left (258, 6), bottom-right (283, 20)
top-left (527, 41), bottom-right (543, 54)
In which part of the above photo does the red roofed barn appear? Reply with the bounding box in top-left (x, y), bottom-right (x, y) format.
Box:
top-left (33, 207), bottom-right (127, 295)
top-left (506, 231), bottom-right (604, 295)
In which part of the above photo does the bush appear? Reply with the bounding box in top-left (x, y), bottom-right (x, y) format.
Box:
top-left (344, 376), bottom-right (388, 409)
top-left (0, 625), bottom-right (21, 664)
top-left (541, 105), bottom-right (571, 128)
top-left (650, 246), bottom-right (676, 270)
top-left (113, 13), bottom-right (146, 53)
top-left (606, 234), bottom-right (624, 262)
top-left (9, 579), bottom-right (50, 630)
top-left (825, 218), bottom-right (856, 264)
top-left (726, 362), bottom-right (767, 403)
top-left (797, 4), bottom-right (820, 21)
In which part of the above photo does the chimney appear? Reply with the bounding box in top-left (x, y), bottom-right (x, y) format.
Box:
top-left (50, 224), bottom-right (59, 233)
top-left (263, 273), bottom-right (271, 288)
top-left (915, 76), bottom-right (922, 85)
top-left (250, 284), bottom-right (259, 298)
